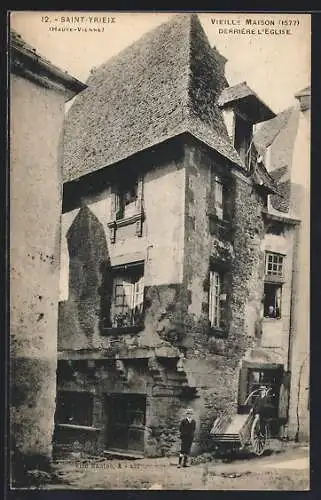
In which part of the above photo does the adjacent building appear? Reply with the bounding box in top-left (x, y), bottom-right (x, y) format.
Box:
top-left (253, 85), bottom-right (310, 441)
top-left (10, 30), bottom-right (86, 483)
top-left (54, 14), bottom-right (310, 458)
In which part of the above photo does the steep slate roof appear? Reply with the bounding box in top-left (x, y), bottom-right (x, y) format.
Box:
top-left (218, 81), bottom-right (254, 105)
top-left (253, 163), bottom-right (280, 195)
top-left (249, 142), bottom-right (279, 195)
top-left (63, 14), bottom-right (244, 182)
top-left (253, 107), bottom-right (294, 155)
top-left (253, 104), bottom-right (301, 213)
top-left (10, 30), bottom-right (86, 100)
top-left (218, 81), bottom-right (275, 123)
top-left (11, 30), bottom-right (53, 64)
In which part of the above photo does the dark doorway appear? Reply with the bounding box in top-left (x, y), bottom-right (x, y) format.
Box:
top-left (105, 394), bottom-right (146, 453)
top-left (246, 368), bottom-right (282, 412)
top-left (238, 365), bottom-right (284, 437)
top-left (55, 390), bottom-right (93, 426)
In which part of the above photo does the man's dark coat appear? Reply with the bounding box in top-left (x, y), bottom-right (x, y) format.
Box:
top-left (179, 418), bottom-right (196, 455)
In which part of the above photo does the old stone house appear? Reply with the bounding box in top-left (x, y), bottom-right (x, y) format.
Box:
top-left (55, 14), bottom-right (309, 458)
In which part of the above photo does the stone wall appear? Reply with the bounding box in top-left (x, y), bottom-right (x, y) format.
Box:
top-left (57, 135), bottom-right (270, 456)
top-left (10, 73), bottom-right (67, 482)
top-left (146, 394), bottom-right (185, 457)
top-left (178, 138), bottom-right (267, 450)
top-left (54, 357), bottom-right (198, 458)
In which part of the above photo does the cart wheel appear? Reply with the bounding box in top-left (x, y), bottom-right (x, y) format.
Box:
top-left (250, 414), bottom-right (267, 456)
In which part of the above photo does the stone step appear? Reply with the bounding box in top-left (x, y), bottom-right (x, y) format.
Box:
top-left (103, 449), bottom-right (144, 460)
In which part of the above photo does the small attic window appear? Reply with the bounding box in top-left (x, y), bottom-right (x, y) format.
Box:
top-left (234, 114), bottom-right (253, 169)
top-left (109, 172), bottom-right (144, 242)
top-left (117, 175), bottom-right (138, 220)
top-left (113, 172), bottom-right (143, 221)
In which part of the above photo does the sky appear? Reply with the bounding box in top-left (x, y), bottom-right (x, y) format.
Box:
top-left (10, 11), bottom-right (311, 114)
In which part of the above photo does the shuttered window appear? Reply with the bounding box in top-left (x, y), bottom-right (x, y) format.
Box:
top-left (214, 176), bottom-right (224, 220)
top-left (209, 270), bottom-right (227, 329)
top-left (209, 270), bottom-right (221, 328)
top-left (110, 264), bottom-right (144, 328)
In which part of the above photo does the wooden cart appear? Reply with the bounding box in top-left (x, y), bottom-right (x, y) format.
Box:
top-left (210, 388), bottom-right (271, 457)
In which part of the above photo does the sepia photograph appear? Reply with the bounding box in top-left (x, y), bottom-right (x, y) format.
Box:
top-left (9, 10), bottom-right (310, 491)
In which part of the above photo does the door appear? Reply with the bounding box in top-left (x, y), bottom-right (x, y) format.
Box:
top-left (105, 394), bottom-right (146, 452)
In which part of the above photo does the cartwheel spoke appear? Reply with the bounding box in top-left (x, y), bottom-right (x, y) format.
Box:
top-left (250, 417), bottom-right (266, 456)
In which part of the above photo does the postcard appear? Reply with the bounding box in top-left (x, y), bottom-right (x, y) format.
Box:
top-left (9, 11), bottom-right (310, 491)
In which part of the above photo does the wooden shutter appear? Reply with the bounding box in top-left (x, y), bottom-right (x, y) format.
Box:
top-left (110, 189), bottom-right (119, 219)
top-left (134, 276), bottom-right (144, 310)
top-left (137, 174), bottom-right (144, 210)
top-left (209, 271), bottom-right (219, 327)
top-left (214, 177), bottom-right (224, 220)
top-left (208, 271), bottom-right (212, 324)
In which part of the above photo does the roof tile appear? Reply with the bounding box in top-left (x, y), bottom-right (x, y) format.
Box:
top-left (253, 107), bottom-right (294, 154)
top-left (63, 14), bottom-right (243, 182)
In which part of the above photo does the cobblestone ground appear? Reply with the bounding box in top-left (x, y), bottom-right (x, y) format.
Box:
top-left (46, 442), bottom-right (309, 490)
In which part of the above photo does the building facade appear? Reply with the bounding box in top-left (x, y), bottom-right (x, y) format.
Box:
top-left (55, 14), bottom-right (309, 458)
top-left (253, 86), bottom-right (310, 441)
top-left (10, 31), bottom-right (86, 483)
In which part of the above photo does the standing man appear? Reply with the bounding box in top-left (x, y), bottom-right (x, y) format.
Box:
top-left (178, 408), bottom-right (196, 467)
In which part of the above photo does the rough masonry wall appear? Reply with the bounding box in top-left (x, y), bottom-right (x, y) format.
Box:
top-left (55, 359), bottom-right (150, 456)
top-left (55, 357), bottom-right (194, 458)
top-left (146, 393), bottom-right (191, 457)
top-left (230, 174), bottom-right (266, 343)
top-left (178, 139), bottom-right (266, 450)
top-left (57, 135), bottom-right (269, 456)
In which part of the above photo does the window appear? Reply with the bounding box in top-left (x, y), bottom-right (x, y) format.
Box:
top-left (209, 270), bottom-right (227, 329)
top-left (264, 283), bottom-right (282, 319)
top-left (55, 391), bottom-right (93, 427)
top-left (263, 252), bottom-right (285, 319)
top-left (109, 172), bottom-right (144, 243)
top-left (209, 172), bottom-right (232, 239)
top-left (234, 114), bottom-right (253, 169)
top-left (265, 252), bottom-right (284, 278)
top-left (214, 176), bottom-right (224, 220)
top-left (110, 263), bottom-right (144, 328)
top-left (210, 172), bottom-right (228, 222)
top-left (115, 172), bottom-right (141, 220)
